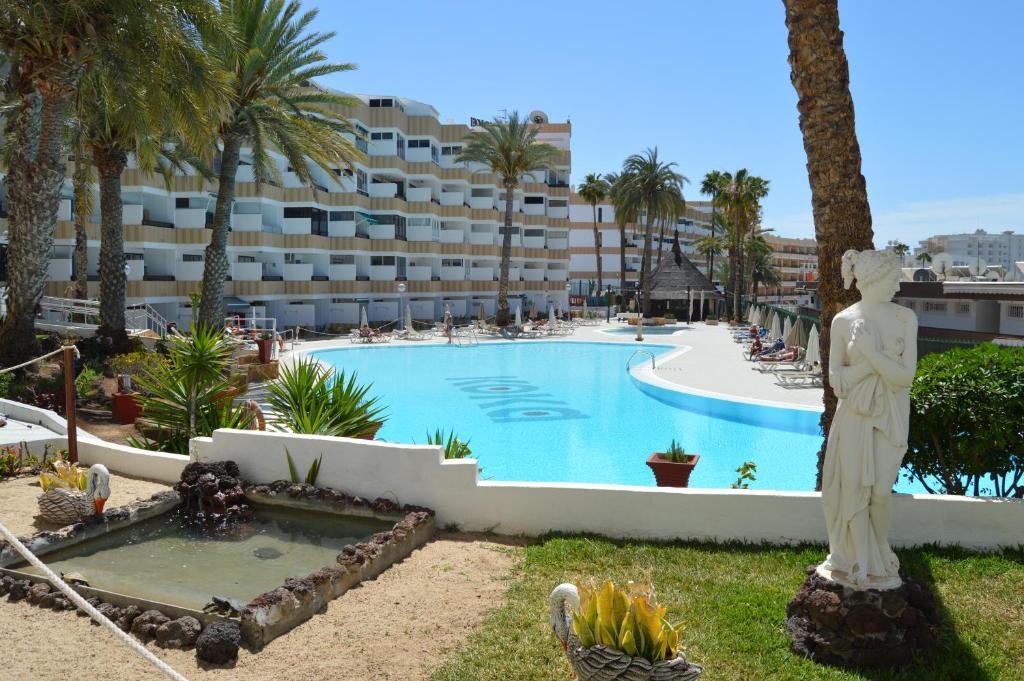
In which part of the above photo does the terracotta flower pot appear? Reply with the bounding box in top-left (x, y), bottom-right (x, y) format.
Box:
top-left (647, 453), bottom-right (700, 488)
top-left (255, 338), bottom-right (274, 364)
top-left (111, 391), bottom-right (142, 424)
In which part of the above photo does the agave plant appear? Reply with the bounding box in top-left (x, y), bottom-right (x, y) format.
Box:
top-left (571, 580), bottom-right (684, 663)
top-left (285, 448), bottom-right (323, 486)
top-left (266, 357), bottom-right (386, 438)
top-left (425, 429), bottom-right (472, 460)
top-left (130, 325), bottom-right (253, 453)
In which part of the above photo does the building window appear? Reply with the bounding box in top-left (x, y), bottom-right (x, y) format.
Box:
top-left (924, 302), bottom-right (947, 313)
top-left (956, 302), bottom-right (971, 315)
top-left (1008, 304), bottom-right (1024, 319)
top-left (598, 207), bottom-right (604, 223)
top-left (182, 254), bottom-right (203, 262)
top-left (903, 301), bottom-right (915, 310)
top-left (356, 169), bottom-right (367, 195)
top-left (329, 210), bottom-right (354, 222)
top-left (370, 255), bottom-right (396, 266)
top-left (126, 253), bottom-right (144, 260)
top-left (441, 145), bottom-right (462, 156)
top-left (396, 133), bottom-right (405, 160)
top-left (237, 255), bottom-right (256, 263)
top-left (407, 139), bottom-right (430, 148)
top-left (431, 144), bottom-right (439, 164)
top-left (175, 197), bottom-right (190, 208)
top-left (368, 98), bottom-right (394, 108)
top-left (441, 258), bottom-right (464, 267)
top-left (370, 132), bottom-right (393, 141)
top-left (524, 196), bottom-right (545, 205)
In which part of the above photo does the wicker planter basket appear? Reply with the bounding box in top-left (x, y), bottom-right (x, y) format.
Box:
top-left (566, 632), bottom-right (702, 681)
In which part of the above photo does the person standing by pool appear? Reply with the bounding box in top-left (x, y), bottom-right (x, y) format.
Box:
top-left (444, 310), bottom-right (454, 344)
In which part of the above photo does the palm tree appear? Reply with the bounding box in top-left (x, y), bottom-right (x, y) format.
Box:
top-left (693, 233), bottom-right (727, 277)
top-left (746, 234), bottom-right (782, 303)
top-left (714, 169), bottom-right (769, 320)
top-left (889, 240), bottom-right (910, 267)
top-left (784, 0), bottom-right (875, 488)
top-left (615, 149), bottom-right (687, 316)
top-left (700, 170), bottom-right (728, 277)
top-left (457, 112), bottom-right (561, 325)
top-left (78, 28), bottom-right (224, 347)
top-left (915, 251), bottom-right (933, 266)
top-left (197, 0), bottom-right (364, 328)
top-left (577, 173), bottom-right (610, 293)
top-left (605, 171), bottom-right (631, 311)
top-left (0, 0), bottom-right (219, 366)
top-left (68, 125), bottom-right (93, 301)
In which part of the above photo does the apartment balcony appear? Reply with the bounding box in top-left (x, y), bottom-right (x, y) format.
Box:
top-left (406, 186), bottom-right (432, 202)
top-left (496, 200), bottom-right (520, 213)
top-left (469, 266), bottom-right (494, 281)
top-left (368, 182), bottom-right (398, 199)
top-left (523, 236), bottom-right (545, 248)
top-left (123, 204), bottom-right (144, 226)
top-left (174, 207), bottom-right (207, 229)
top-left (547, 206), bottom-right (569, 219)
top-left (47, 258), bottom-right (71, 281)
top-left (231, 213), bottom-right (262, 232)
top-left (329, 264), bottom-right (357, 280)
top-left (175, 261), bottom-right (204, 281)
top-left (329, 221), bottom-right (355, 237)
top-left (283, 263), bottom-right (313, 281)
top-left (547, 269), bottom-right (568, 282)
top-left (469, 231), bottom-right (494, 246)
top-left (508, 267), bottom-right (520, 281)
top-left (407, 265), bottom-right (433, 281)
top-left (523, 203), bottom-right (546, 216)
top-left (468, 196), bottom-right (494, 210)
top-left (283, 217), bottom-right (312, 235)
top-left (547, 237), bottom-right (568, 250)
top-left (57, 199), bottom-right (72, 222)
top-left (236, 166), bottom-right (256, 183)
top-left (440, 191), bottom-right (464, 207)
top-left (522, 269), bottom-right (546, 281)
top-left (370, 265), bottom-right (397, 280)
top-left (407, 224), bottom-right (435, 242)
top-left (369, 223), bottom-right (396, 240)
top-left (439, 229), bottom-right (464, 244)
top-left (440, 266), bottom-right (465, 281)
top-left (231, 262), bottom-right (262, 281)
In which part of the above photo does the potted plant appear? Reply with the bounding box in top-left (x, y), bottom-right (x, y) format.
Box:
top-left (255, 330), bottom-right (275, 364)
top-left (549, 580), bottom-right (701, 680)
top-left (705, 315), bottom-right (719, 326)
top-left (647, 439), bottom-right (699, 487)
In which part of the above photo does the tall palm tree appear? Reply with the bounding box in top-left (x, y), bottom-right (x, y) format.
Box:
top-left (700, 170), bottom-right (728, 278)
top-left (457, 112), bottom-right (561, 325)
top-left (197, 0), bottom-right (364, 328)
top-left (605, 171), bottom-right (631, 312)
top-left (713, 169), bottom-right (769, 320)
top-left (0, 0), bottom-right (219, 366)
top-left (889, 240), bottom-right (910, 266)
top-left (577, 173), bottom-right (610, 293)
top-left (746, 234), bottom-right (782, 303)
top-left (68, 125), bottom-right (94, 301)
top-left (78, 28), bottom-right (224, 347)
top-left (915, 251), bottom-right (933, 266)
top-left (693, 232), bottom-right (727, 277)
top-left (784, 0), bottom-right (875, 488)
top-left (615, 148), bottom-right (687, 316)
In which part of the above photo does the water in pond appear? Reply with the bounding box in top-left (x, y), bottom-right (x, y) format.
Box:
top-left (19, 505), bottom-right (391, 610)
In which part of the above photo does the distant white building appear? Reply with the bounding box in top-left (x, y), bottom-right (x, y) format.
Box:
top-left (916, 230), bottom-right (1024, 280)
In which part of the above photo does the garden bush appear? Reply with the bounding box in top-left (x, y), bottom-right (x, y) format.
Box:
top-left (904, 343), bottom-right (1024, 497)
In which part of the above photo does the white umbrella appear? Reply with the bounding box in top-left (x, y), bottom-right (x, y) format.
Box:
top-left (699, 289), bottom-right (705, 321)
top-left (529, 302), bottom-right (537, 319)
top-left (749, 305), bottom-right (761, 327)
top-left (405, 304), bottom-right (414, 332)
top-left (549, 303), bottom-right (556, 326)
top-left (360, 305), bottom-right (368, 328)
top-left (769, 312), bottom-right (782, 340)
top-left (687, 289), bottom-right (694, 323)
top-left (515, 305), bottom-right (523, 327)
top-left (582, 298), bottom-right (588, 320)
top-left (806, 325), bottom-right (821, 365)
top-left (746, 304), bottom-right (754, 323)
top-left (786, 318), bottom-right (807, 349)
top-left (782, 317), bottom-right (793, 346)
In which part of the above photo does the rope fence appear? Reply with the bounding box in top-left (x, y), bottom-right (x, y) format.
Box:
top-left (0, 347), bottom-right (73, 375)
top-left (0, 519), bottom-right (190, 681)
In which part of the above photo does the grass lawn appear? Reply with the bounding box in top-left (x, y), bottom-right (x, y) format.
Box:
top-left (430, 537), bottom-right (1024, 681)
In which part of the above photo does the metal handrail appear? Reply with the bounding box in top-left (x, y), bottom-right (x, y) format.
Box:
top-left (626, 349), bottom-right (656, 371)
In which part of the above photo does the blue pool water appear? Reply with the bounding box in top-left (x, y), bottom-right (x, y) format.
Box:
top-left (604, 326), bottom-right (687, 336)
top-left (312, 341), bottom-right (833, 490)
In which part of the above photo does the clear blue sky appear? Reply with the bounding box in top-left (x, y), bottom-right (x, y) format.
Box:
top-left (305, 0), bottom-right (1023, 247)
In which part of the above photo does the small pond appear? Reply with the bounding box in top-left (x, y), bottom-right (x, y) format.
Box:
top-left (18, 505), bottom-right (392, 611)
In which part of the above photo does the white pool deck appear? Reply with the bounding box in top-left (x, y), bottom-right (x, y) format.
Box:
top-left (286, 321), bottom-right (824, 413)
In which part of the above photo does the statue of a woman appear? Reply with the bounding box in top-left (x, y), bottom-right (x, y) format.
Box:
top-left (818, 249), bottom-right (917, 590)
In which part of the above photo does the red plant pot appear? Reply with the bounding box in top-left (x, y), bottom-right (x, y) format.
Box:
top-left (111, 392), bottom-right (142, 424)
top-left (646, 453), bottom-right (700, 488)
top-left (255, 338), bottom-right (274, 364)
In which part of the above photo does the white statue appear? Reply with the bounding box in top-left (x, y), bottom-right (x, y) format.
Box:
top-left (817, 249), bottom-right (917, 590)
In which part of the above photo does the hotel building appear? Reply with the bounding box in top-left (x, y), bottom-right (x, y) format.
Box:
top-left (0, 95), bottom-right (573, 329)
top-left (916, 229), bottom-right (1024, 280)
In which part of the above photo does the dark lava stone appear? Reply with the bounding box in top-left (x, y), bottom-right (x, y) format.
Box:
top-left (156, 616), bottom-right (203, 649)
top-left (0, 575), bottom-right (14, 596)
top-left (117, 604), bottom-right (143, 632)
top-left (78, 596), bottom-right (102, 617)
top-left (195, 620), bottom-right (241, 665)
top-left (130, 609), bottom-right (170, 639)
top-left (845, 604), bottom-right (890, 637)
top-left (27, 582), bottom-right (52, 605)
top-left (96, 602), bottom-right (123, 626)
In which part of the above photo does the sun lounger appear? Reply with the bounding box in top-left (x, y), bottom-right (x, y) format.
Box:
top-left (776, 366), bottom-right (822, 387)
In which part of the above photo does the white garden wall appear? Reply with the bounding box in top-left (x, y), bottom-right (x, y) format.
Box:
top-left (186, 429), bottom-right (1024, 552)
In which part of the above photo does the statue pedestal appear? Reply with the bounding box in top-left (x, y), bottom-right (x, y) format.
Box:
top-left (785, 565), bottom-right (939, 669)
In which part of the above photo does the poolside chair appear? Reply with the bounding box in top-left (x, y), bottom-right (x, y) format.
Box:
top-left (775, 365), bottom-right (822, 387)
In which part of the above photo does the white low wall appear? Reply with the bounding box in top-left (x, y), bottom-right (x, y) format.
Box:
top-left (191, 429), bottom-right (1024, 551)
top-left (79, 440), bottom-right (188, 482)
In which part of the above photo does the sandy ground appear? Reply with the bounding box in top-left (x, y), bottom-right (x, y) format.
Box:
top-left (0, 472), bottom-right (170, 538)
top-left (0, 535), bottom-right (519, 681)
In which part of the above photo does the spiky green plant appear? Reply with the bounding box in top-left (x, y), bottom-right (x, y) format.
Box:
top-left (265, 357), bottom-right (386, 438)
top-left (664, 439), bottom-right (688, 463)
top-left (425, 429), bottom-right (472, 460)
top-left (285, 448), bottom-right (323, 485)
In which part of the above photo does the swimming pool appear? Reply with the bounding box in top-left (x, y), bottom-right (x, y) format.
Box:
top-left (603, 326), bottom-right (688, 336)
top-left (311, 341), bottom-right (835, 490)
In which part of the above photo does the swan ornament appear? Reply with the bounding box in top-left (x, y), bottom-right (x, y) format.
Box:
top-left (548, 583), bottom-right (703, 681)
top-left (37, 464), bottom-right (111, 525)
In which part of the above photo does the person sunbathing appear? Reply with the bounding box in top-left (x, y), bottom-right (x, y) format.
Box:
top-left (755, 339), bottom-right (786, 359)
top-left (757, 346), bottom-right (799, 363)
top-left (747, 336), bottom-right (764, 360)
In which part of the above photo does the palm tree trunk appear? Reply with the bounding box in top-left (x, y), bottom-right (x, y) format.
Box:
top-left (0, 86), bottom-right (76, 366)
top-left (199, 133), bottom-right (242, 329)
top-left (495, 180), bottom-right (515, 326)
top-left (94, 147), bottom-right (128, 344)
top-left (72, 158), bottom-right (91, 300)
top-left (641, 215), bottom-right (654, 316)
top-left (708, 208), bottom-right (716, 275)
top-left (729, 222), bottom-right (740, 321)
top-left (618, 224), bottom-right (628, 312)
top-left (591, 203), bottom-right (603, 294)
top-left (784, 0), bottom-right (875, 489)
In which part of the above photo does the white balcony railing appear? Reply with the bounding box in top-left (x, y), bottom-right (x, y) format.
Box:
top-left (469, 231), bottom-right (494, 245)
top-left (523, 236), bottom-right (545, 248)
top-left (547, 206), bottom-right (569, 219)
top-left (406, 186), bottom-right (432, 202)
top-left (407, 224), bottom-right (435, 242)
top-left (370, 265), bottom-right (397, 281)
top-left (439, 191), bottom-right (464, 206)
top-left (439, 229), bottom-right (465, 244)
top-left (368, 182), bottom-right (398, 199)
top-left (547, 238), bottom-right (568, 250)
top-left (406, 266), bottom-right (432, 281)
top-left (57, 200), bottom-right (72, 222)
top-left (123, 204), bottom-right (144, 226)
top-left (468, 195), bottom-right (494, 210)
top-left (522, 269), bottom-right (546, 281)
top-left (329, 263), bottom-right (356, 280)
top-left (369, 223), bottom-right (396, 240)
top-left (440, 266), bottom-right (465, 281)
top-left (47, 258), bottom-right (72, 281)
top-left (175, 261), bottom-right (205, 281)
top-left (547, 269), bottom-right (568, 282)
top-left (283, 263), bottom-right (313, 281)
top-left (329, 221), bottom-right (355, 237)
top-left (231, 213), bottom-right (262, 232)
top-left (523, 203), bottom-right (545, 216)
top-left (469, 266), bottom-right (494, 281)
top-left (174, 207), bottom-right (207, 229)
top-left (231, 262), bottom-right (262, 281)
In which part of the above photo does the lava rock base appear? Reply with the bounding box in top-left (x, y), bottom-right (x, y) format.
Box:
top-left (785, 566), bottom-right (939, 669)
